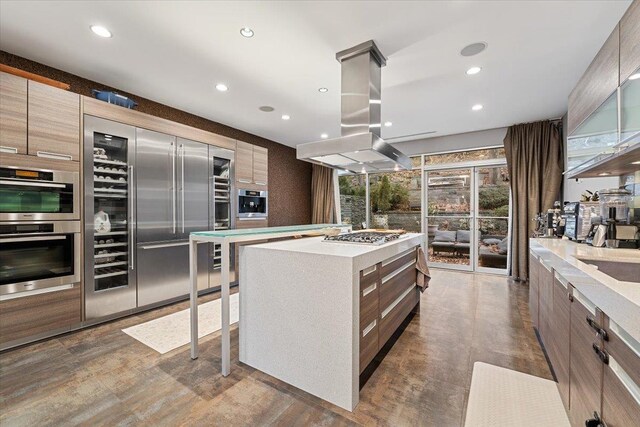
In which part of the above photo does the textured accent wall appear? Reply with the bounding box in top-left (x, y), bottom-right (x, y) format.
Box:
top-left (0, 50), bottom-right (312, 226)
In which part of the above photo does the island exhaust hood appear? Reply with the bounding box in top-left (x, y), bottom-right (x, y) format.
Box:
top-left (297, 40), bottom-right (412, 173)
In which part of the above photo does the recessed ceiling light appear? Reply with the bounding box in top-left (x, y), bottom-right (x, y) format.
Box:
top-left (598, 172), bottom-right (611, 176)
top-left (240, 27), bottom-right (254, 38)
top-left (472, 104), bottom-right (484, 111)
top-left (384, 121), bottom-right (393, 127)
top-left (466, 66), bottom-right (482, 75)
top-left (318, 87), bottom-right (328, 93)
top-left (629, 72), bottom-right (640, 80)
top-left (320, 133), bottom-right (328, 139)
top-left (631, 160), bottom-right (640, 165)
top-left (361, 167), bottom-right (366, 174)
top-left (281, 114), bottom-right (290, 120)
top-left (460, 42), bottom-right (487, 57)
top-left (215, 83), bottom-right (228, 92)
top-left (259, 106), bottom-right (274, 112)
top-left (90, 25), bottom-right (112, 38)
top-left (394, 164), bottom-right (400, 171)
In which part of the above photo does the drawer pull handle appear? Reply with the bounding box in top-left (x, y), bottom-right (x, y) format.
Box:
top-left (362, 265), bottom-right (377, 276)
top-left (238, 179), bottom-right (252, 184)
top-left (586, 317), bottom-right (608, 341)
top-left (36, 151), bottom-right (73, 161)
top-left (255, 181), bottom-right (266, 185)
top-left (567, 292), bottom-right (573, 302)
top-left (362, 320), bottom-right (376, 337)
top-left (0, 146), bottom-right (18, 154)
top-left (592, 343), bottom-right (609, 364)
top-left (362, 283), bottom-right (377, 297)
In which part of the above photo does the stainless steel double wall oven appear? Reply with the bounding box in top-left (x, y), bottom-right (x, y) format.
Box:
top-left (83, 116), bottom-right (235, 320)
top-left (0, 166), bottom-right (81, 296)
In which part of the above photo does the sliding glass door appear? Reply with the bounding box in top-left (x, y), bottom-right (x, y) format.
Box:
top-left (425, 162), bottom-right (510, 274)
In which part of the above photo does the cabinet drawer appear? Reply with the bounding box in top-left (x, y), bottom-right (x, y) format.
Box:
top-left (602, 359), bottom-right (640, 427)
top-left (379, 286), bottom-right (419, 347)
top-left (360, 318), bottom-right (378, 373)
top-left (360, 279), bottom-right (378, 331)
top-left (379, 263), bottom-right (417, 313)
top-left (28, 80), bottom-right (80, 161)
top-left (380, 248), bottom-right (416, 278)
top-left (0, 284), bottom-right (81, 347)
top-left (235, 218), bottom-right (268, 229)
top-left (605, 318), bottom-right (640, 387)
top-left (360, 264), bottom-right (380, 288)
top-left (0, 71), bottom-right (27, 154)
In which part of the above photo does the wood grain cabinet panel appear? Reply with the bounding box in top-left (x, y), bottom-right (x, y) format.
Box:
top-left (28, 80), bottom-right (80, 161)
top-left (568, 25), bottom-right (620, 135)
top-left (550, 275), bottom-right (572, 411)
top-left (569, 290), bottom-right (604, 427)
top-left (619, 0), bottom-right (640, 83)
top-left (253, 146), bottom-right (268, 186)
top-left (0, 72), bottom-right (28, 154)
top-left (537, 259), bottom-right (554, 346)
top-left (529, 254), bottom-right (539, 329)
top-left (602, 365), bottom-right (640, 427)
top-left (235, 140), bottom-right (254, 184)
top-left (0, 285), bottom-right (81, 347)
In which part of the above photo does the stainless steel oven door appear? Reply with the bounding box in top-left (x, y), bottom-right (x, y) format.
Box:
top-left (0, 169), bottom-right (79, 221)
top-left (0, 221), bottom-right (81, 295)
top-left (237, 189), bottom-right (268, 218)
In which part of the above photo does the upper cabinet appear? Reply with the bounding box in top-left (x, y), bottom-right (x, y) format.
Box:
top-left (619, 0), bottom-right (640, 83)
top-left (235, 140), bottom-right (268, 187)
top-left (567, 25), bottom-right (619, 135)
top-left (28, 80), bottom-right (80, 161)
top-left (0, 73), bottom-right (80, 163)
top-left (0, 71), bottom-right (28, 154)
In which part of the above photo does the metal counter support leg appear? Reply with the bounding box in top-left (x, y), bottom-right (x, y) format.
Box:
top-left (221, 239), bottom-right (231, 376)
top-left (190, 238), bottom-right (199, 360)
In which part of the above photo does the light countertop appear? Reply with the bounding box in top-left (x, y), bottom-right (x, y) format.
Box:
top-left (530, 238), bottom-right (640, 342)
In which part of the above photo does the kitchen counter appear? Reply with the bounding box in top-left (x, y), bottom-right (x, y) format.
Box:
top-left (530, 238), bottom-right (640, 342)
top-left (239, 233), bottom-right (424, 411)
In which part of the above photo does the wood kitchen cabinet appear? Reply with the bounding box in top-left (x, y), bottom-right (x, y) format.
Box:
top-left (567, 25), bottom-right (620, 135)
top-left (601, 317), bottom-right (640, 427)
top-left (550, 273), bottom-right (572, 411)
top-left (28, 80), bottom-right (80, 161)
top-left (528, 253), bottom-right (540, 330)
top-left (359, 263), bottom-right (380, 373)
top-left (0, 284), bottom-right (81, 349)
top-left (537, 258), bottom-right (554, 345)
top-left (569, 288), bottom-right (604, 427)
top-left (235, 140), bottom-right (268, 187)
top-left (619, 0), bottom-right (640, 83)
top-left (0, 71), bottom-right (28, 154)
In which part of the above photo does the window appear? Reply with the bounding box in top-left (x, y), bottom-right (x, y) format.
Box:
top-left (338, 175), bottom-right (366, 230)
top-left (368, 170), bottom-right (422, 232)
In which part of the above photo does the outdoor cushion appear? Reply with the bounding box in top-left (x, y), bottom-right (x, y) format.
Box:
top-left (431, 241), bottom-right (455, 247)
top-left (497, 238), bottom-right (508, 255)
top-left (483, 238), bottom-right (501, 245)
top-left (456, 230), bottom-right (471, 243)
top-left (434, 230), bottom-right (456, 242)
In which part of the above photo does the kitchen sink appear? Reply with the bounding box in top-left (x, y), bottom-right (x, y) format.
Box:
top-left (576, 258), bottom-right (640, 283)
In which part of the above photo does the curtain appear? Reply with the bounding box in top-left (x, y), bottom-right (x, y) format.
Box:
top-left (311, 164), bottom-right (336, 224)
top-left (504, 120), bottom-right (563, 281)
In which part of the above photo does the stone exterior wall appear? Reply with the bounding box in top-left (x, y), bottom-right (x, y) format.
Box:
top-left (339, 195), bottom-right (366, 229)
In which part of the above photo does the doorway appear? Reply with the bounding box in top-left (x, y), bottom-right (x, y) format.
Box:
top-left (424, 162), bottom-right (511, 274)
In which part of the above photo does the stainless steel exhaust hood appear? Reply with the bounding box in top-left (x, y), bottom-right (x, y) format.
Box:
top-left (297, 40), bottom-right (412, 173)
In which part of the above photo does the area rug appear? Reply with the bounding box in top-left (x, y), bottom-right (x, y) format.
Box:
top-left (464, 362), bottom-right (570, 427)
top-left (122, 293), bottom-right (239, 354)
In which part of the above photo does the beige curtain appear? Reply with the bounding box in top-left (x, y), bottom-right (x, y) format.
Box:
top-left (311, 164), bottom-right (336, 224)
top-left (504, 120), bottom-right (563, 281)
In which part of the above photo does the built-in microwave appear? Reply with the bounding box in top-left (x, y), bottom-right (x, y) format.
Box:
top-left (0, 221), bottom-right (81, 296)
top-left (0, 166), bottom-right (79, 221)
top-left (238, 189), bottom-right (267, 218)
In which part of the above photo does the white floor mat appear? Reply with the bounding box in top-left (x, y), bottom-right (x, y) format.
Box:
top-left (464, 362), bottom-right (570, 427)
top-left (122, 293), bottom-right (239, 354)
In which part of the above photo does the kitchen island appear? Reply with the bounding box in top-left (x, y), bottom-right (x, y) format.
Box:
top-left (239, 233), bottom-right (424, 411)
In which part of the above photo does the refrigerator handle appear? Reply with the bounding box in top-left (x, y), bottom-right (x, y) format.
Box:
top-left (129, 165), bottom-right (135, 270)
top-left (181, 144), bottom-right (185, 233)
top-left (171, 141), bottom-right (176, 234)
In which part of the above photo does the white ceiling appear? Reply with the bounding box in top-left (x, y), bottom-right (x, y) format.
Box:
top-left (0, 1), bottom-right (631, 149)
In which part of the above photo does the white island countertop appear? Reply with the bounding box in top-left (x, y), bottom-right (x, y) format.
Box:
top-left (530, 238), bottom-right (640, 342)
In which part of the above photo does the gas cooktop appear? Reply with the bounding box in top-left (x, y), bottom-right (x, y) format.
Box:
top-left (323, 231), bottom-right (405, 245)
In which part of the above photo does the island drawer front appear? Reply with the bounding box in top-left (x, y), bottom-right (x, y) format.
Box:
top-left (360, 320), bottom-right (379, 373)
top-left (360, 279), bottom-right (379, 331)
top-left (605, 317), bottom-right (640, 387)
top-left (360, 264), bottom-right (380, 289)
top-left (379, 262), bottom-right (417, 313)
top-left (378, 286), bottom-right (419, 347)
top-left (380, 248), bottom-right (417, 278)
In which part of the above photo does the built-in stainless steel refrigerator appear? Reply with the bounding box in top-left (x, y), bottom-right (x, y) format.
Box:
top-left (135, 132), bottom-right (211, 307)
top-left (84, 116), bottom-right (138, 320)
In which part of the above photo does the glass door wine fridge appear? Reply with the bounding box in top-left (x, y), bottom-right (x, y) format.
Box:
top-left (83, 116), bottom-right (137, 320)
top-left (209, 147), bottom-right (235, 288)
